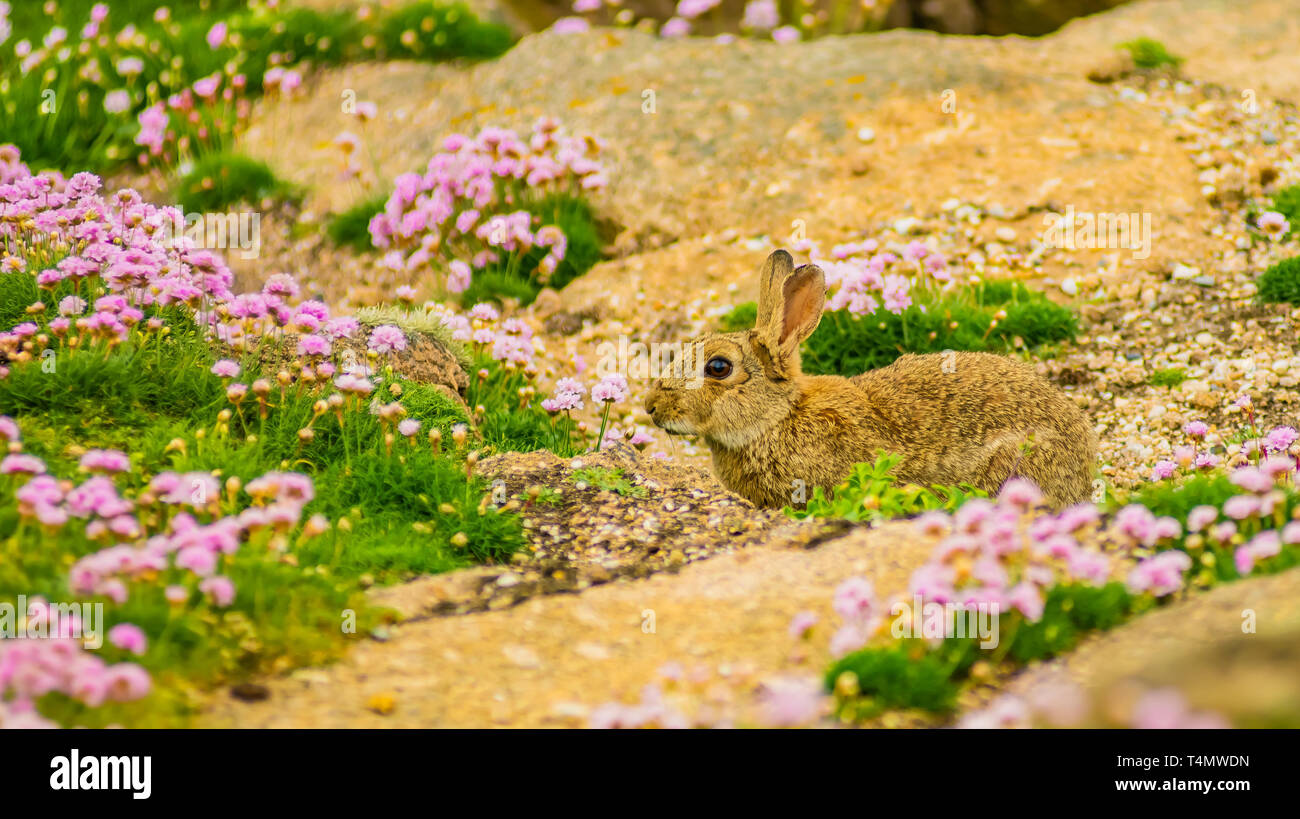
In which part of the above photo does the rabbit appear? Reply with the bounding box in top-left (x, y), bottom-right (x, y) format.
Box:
top-left (644, 249), bottom-right (1097, 510)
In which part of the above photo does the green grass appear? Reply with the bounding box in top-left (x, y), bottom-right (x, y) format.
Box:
top-left (5, 1), bottom-right (516, 175)
top-left (570, 466), bottom-right (646, 498)
top-left (1148, 367), bottom-right (1188, 388)
top-left (787, 452), bottom-right (986, 521)
top-left (175, 152), bottom-right (300, 212)
top-left (791, 280), bottom-right (1077, 375)
top-left (1256, 256), bottom-right (1300, 306)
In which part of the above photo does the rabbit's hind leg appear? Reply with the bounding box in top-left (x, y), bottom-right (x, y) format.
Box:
top-left (975, 429), bottom-right (1089, 509)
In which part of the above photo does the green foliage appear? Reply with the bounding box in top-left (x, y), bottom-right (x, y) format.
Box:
top-left (718, 301), bottom-right (758, 333)
top-left (327, 195), bottom-right (389, 252)
top-left (1120, 37), bottom-right (1184, 70)
top-left (5, 1), bottom-right (515, 174)
top-left (0, 316), bottom-right (223, 428)
top-left (787, 452), bottom-right (986, 522)
top-left (175, 152), bottom-right (299, 211)
top-left (1148, 367), bottom-right (1188, 388)
top-left (372, 1), bottom-right (515, 61)
top-left (466, 354), bottom-right (574, 456)
top-left (798, 281), bottom-right (1077, 376)
top-left (571, 466), bottom-right (646, 498)
top-left (300, 448), bottom-right (524, 574)
top-left (1120, 471), bottom-right (1240, 519)
top-left (825, 643), bottom-right (964, 715)
top-left (1008, 583), bottom-right (1135, 662)
top-left (1257, 256), bottom-right (1300, 307)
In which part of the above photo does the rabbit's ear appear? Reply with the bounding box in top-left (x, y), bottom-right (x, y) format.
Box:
top-left (777, 264), bottom-right (826, 354)
top-left (752, 259), bottom-right (825, 380)
top-left (755, 250), bottom-right (795, 334)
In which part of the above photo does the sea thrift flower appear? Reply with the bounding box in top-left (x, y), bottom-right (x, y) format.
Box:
top-left (108, 624), bottom-right (148, 656)
top-left (368, 324), bottom-right (406, 354)
top-left (211, 359), bottom-right (241, 378)
top-left (1257, 210), bottom-right (1290, 239)
top-left (591, 374), bottom-right (628, 403)
top-left (1149, 462), bottom-right (1180, 480)
top-left (1126, 551), bottom-right (1192, 597)
top-left (199, 576), bottom-right (236, 607)
top-left (832, 577), bottom-right (875, 623)
top-left (1263, 425), bottom-right (1298, 454)
top-left (79, 449), bottom-right (130, 473)
top-left (757, 675), bottom-right (825, 728)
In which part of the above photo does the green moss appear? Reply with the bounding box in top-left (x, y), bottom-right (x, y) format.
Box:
top-left (1119, 37), bottom-right (1184, 70)
top-left (1256, 256), bottom-right (1300, 306)
top-left (1148, 367), bottom-right (1188, 388)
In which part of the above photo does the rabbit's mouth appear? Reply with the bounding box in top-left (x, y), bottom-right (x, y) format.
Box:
top-left (654, 417), bottom-right (698, 436)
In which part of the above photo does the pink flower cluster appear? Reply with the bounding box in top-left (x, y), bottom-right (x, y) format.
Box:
top-left (437, 303), bottom-right (539, 370)
top-left (368, 121), bottom-right (606, 295)
top-left (1, 635), bottom-right (151, 728)
top-left (793, 235), bottom-right (952, 319)
top-left (0, 154), bottom-right (238, 363)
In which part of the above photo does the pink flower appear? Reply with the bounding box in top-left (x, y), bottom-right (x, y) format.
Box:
top-left (199, 575), bottom-right (236, 607)
top-left (79, 449), bottom-right (130, 473)
top-left (591, 374), bottom-right (628, 403)
top-left (211, 359), bottom-right (240, 378)
top-left (1263, 425), bottom-right (1298, 454)
top-left (552, 17), bottom-right (590, 34)
top-left (772, 25), bottom-right (801, 43)
top-left (108, 623), bottom-right (148, 656)
top-left (368, 324), bottom-right (406, 354)
top-left (1006, 582), bottom-right (1044, 621)
top-left (103, 664), bottom-right (152, 702)
top-left (660, 17), bottom-right (691, 38)
top-left (1126, 550), bottom-right (1192, 597)
top-left (206, 22), bottom-right (227, 50)
top-left (1186, 505), bottom-right (1219, 532)
top-left (832, 577), bottom-right (875, 623)
top-left (297, 334), bottom-right (331, 357)
top-left (1150, 460), bottom-right (1177, 481)
top-left (1, 454), bottom-right (46, 475)
top-left (999, 478), bottom-right (1044, 509)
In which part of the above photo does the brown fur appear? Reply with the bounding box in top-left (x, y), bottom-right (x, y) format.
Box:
top-left (645, 250), bottom-right (1097, 509)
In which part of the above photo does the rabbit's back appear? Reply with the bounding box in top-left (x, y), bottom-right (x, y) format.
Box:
top-left (851, 351), bottom-right (1095, 504)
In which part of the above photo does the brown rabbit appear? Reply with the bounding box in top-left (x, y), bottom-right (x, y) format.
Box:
top-left (644, 250), bottom-right (1096, 509)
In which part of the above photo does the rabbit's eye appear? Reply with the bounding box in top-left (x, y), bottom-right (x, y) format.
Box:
top-left (704, 357), bottom-right (732, 379)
